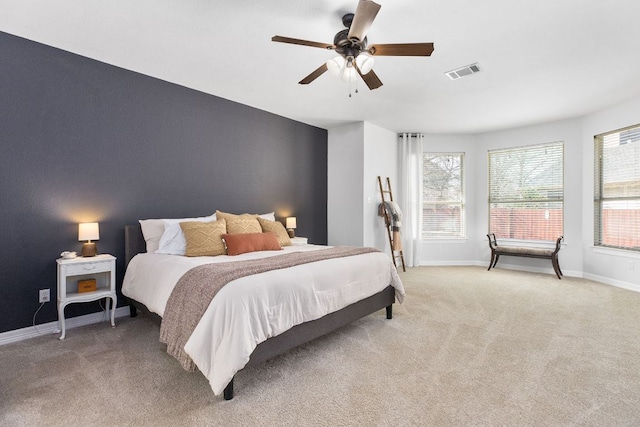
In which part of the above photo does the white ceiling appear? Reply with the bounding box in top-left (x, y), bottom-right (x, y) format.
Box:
top-left (2, 0), bottom-right (640, 134)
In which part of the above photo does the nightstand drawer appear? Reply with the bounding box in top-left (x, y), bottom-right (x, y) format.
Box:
top-left (65, 260), bottom-right (112, 276)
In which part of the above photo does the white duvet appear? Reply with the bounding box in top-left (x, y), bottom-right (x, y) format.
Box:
top-left (122, 245), bottom-right (405, 395)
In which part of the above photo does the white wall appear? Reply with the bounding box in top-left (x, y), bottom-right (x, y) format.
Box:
top-left (327, 121), bottom-right (397, 252)
top-left (363, 122), bottom-right (398, 252)
top-left (328, 122), bottom-right (364, 246)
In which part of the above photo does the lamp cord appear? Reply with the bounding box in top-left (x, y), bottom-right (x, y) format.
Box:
top-left (32, 299), bottom-right (107, 336)
top-left (32, 302), bottom-right (47, 335)
top-left (98, 299), bottom-right (107, 321)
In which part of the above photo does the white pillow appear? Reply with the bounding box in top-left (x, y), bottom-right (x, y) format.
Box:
top-left (259, 212), bottom-right (276, 221)
top-left (138, 219), bottom-right (166, 253)
top-left (155, 214), bottom-right (217, 255)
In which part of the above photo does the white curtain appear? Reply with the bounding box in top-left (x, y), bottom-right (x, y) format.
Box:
top-left (399, 133), bottom-right (424, 267)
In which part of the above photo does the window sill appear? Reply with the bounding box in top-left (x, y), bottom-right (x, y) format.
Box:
top-left (592, 246), bottom-right (640, 259)
top-left (423, 238), bottom-right (467, 243)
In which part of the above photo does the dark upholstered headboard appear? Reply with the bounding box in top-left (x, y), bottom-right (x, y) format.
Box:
top-left (125, 224), bottom-right (146, 267)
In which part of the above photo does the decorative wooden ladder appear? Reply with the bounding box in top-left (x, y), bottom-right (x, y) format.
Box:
top-left (378, 176), bottom-right (406, 272)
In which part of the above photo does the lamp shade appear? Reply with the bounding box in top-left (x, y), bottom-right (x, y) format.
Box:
top-left (341, 65), bottom-right (357, 83)
top-left (78, 222), bottom-right (100, 242)
top-left (355, 53), bottom-right (374, 75)
top-left (326, 56), bottom-right (345, 76)
top-left (285, 217), bottom-right (297, 229)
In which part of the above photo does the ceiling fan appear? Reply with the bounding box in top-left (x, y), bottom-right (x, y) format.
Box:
top-left (272, 0), bottom-right (434, 90)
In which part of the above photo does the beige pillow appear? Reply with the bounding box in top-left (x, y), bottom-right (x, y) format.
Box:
top-left (215, 210), bottom-right (262, 234)
top-left (180, 219), bottom-right (227, 256)
top-left (257, 217), bottom-right (291, 246)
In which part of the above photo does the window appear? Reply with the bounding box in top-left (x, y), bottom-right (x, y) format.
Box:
top-left (594, 124), bottom-right (640, 251)
top-left (423, 153), bottom-right (465, 238)
top-left (488, 142), bottom-right (564, 241)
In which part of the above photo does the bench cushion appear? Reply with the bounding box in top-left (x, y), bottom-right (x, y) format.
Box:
top-left (494, 246), bottom-right (554, 257)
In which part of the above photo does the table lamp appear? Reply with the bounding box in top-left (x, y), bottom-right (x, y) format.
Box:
top-left (79, 222), bottom-right (99, 257)
top-left (286, 217), bottom-right (297, 238)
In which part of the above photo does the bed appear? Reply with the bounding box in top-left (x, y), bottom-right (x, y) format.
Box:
top-left (122, 222), bottom-right (404, 400)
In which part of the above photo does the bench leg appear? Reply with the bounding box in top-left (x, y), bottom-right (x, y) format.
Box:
top-left (556, 259), bottom-right (563, 277)
top-left (488, 252), bottom-right (499, 270)
top-left (552, 256), bottom-right (562, 279)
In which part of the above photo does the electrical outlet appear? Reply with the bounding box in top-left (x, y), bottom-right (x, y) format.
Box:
top-left (39, 288), bottom-right (50, 303)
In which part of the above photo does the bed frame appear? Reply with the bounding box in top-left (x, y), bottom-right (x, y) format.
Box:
top-left (124, 224), bottom-right (396, 400)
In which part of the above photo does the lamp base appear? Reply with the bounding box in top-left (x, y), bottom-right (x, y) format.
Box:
top-left (81, 242), bottom-right (97, 257)
top-left (287, 229), bottom-right (295, 238)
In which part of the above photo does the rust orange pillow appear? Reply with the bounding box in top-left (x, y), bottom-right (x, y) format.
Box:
top-left (222, 232), bottom-right (282, 256)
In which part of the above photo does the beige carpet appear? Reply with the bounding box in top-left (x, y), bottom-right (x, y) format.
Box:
top-left (2, 266), bottom-right (640, 426)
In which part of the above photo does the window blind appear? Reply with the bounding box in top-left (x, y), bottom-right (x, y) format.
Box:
top-left (594, 124), bottom-right (640, 251)
top-left (488, 142), bottom-right (564, 241)
top-left (423, 153), bottom-right (465, 238)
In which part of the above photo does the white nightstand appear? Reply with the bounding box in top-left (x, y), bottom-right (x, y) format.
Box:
top-left (56, 254), bottom-right (117, 340)
top-left (290, 237), bottom-right (308, 246)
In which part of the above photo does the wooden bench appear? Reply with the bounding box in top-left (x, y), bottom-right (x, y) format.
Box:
top-left (487, 234), bottom-right (564, 279)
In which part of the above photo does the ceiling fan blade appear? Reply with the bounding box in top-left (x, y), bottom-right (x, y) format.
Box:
top-left (299, 63), bottom-right (329, 85)
top-left (347, 0), bottom-right (381, 42)
top-left (368, 43), bottom-right (435, 56)
top-left (272, 36), bottom-right (334, 50)
top-left (356, 65), bottom-right (383, 90)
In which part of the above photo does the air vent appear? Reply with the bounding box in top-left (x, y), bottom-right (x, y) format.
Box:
top-left (445, 63), bottom-right (481, 80)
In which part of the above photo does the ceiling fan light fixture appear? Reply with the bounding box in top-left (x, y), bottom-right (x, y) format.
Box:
top-left (355, 53), bottom-right (374, 74)
top-left (272, 0), bottom-right (434, 90)
top-left (326, 56), bottom-right (345, 76)
top-left (341, 65), bottom-right (358, 83)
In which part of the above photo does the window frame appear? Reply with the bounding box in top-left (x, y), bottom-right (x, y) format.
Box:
top-left (594, 123), bottom-right (640, 252)
top-left (422, 152), bottom-right (466, 239)
top-left (488, 141), bottom-right (564, 243)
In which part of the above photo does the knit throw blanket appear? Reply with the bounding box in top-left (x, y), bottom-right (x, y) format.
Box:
top-left (159, 246), bottom-right (380, 371)
top-left (378, 201), bottom-right (403, 230)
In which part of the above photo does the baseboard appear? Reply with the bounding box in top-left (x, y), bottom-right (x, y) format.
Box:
top-left (0, 306), bottom-right (130, 346)
top-left (420, 260), bottom-right (569, 275)
top-left (582, 273), bottom-right (640, 293)
top-left (416, 260), bottom-right (637, 291)
top-left (419, 260), bottom-right (483, 267)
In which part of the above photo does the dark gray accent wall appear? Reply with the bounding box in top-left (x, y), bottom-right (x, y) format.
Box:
top-left (0, 32), bottom-right (327, 333)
